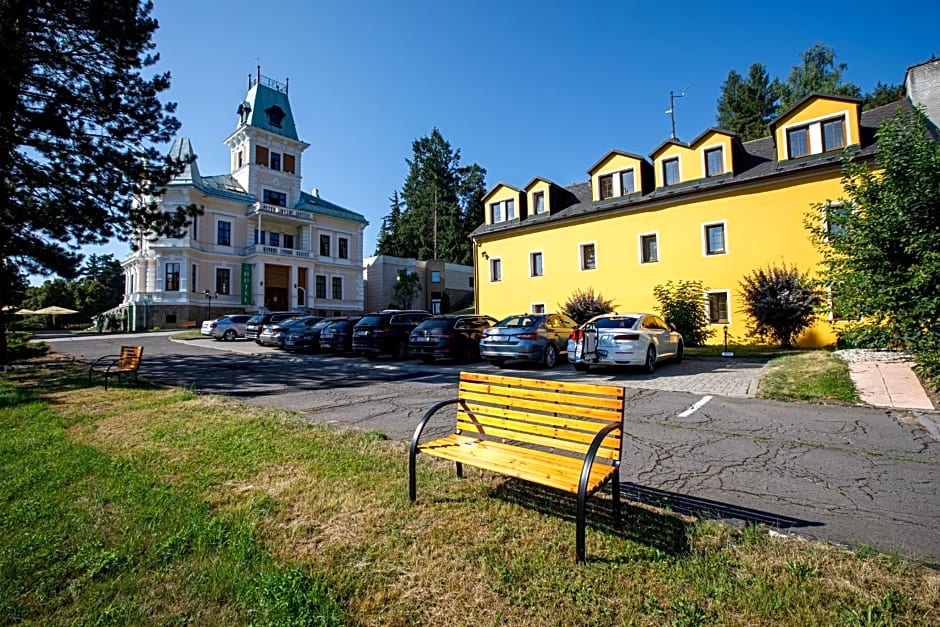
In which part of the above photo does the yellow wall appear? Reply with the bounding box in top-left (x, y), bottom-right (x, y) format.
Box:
top-left (774, 98), bottom-right (861, 161)
top-left (476, 171), bottom-right (844, 347)
top-left (652, 143), bottom-right (695, 187)
top-left (589, 153), bottom-right (645, 200)
top-left (690, 131), bottom-right (734, 178)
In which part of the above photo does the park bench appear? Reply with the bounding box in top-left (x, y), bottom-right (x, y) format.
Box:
top-left (409, 371), bottom-right (625, 562)
top-left (88, 345), bottom-right (143, 390)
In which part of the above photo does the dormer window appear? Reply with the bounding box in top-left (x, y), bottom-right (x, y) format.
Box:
top-left (620, 169), bottom-right (635, 194)
top-left (599, 174), bottom-right (614, 200)
top-left (663, 158), bottom-right (680, 186)
top-left (265, 105), bottom-right (286, 128)
top-left (490, 202), bottom-right (502, 223)
top-left (705, 147), bottom-right (724, 177)
top-left (785, 114), bottom-right (847, 159)
top-left (506, 199), bottom-right (515, 220)
top-left (822, 118), bottom-right (845, 151)
top-left (533, 191), bottom-right (546, 214)
top-left (787, 126), bottom-right (810, 158)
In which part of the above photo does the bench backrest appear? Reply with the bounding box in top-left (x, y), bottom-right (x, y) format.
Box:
top-left (118, 346), bottom-right (143, 370)
top-left (456, 371), bottom-right (624, 464)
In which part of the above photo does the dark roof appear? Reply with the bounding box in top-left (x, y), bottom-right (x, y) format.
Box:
top-left (649, 138), bottom-right (690, 158)
top-left (471, 100), bottom-right (904, 239)
top-left (586, 149), bottom-right (649, 174)
top-left (296, 191), bottom-right (368, 224)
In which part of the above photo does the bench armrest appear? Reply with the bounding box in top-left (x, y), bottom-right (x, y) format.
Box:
top-left (578, 421), bottom-right (623, 498)
top-left (89, 355), bottom-right (120, 370)
top-left (408, 398), bottom-right (459, 502)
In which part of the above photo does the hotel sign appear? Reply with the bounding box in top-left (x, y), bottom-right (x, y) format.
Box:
top-left (240, 264), bottom-right (253, 305)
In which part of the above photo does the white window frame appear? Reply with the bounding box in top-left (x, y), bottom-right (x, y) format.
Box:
top-left (662, 156), bottom-right (681, 186)
top-left (490, 257), bottom-right (502, 282)
top-left (532, 190), bottom-right (546, 214)
top-left (531, 303), bottom-right (546, 314)
top-left (215, 217), bottom-right (233, 247)
top-left (619, 168), bottom-right (636, 195)
top-left (579, 242), bottom-right (597, 271)
top-left (215, 266), bottom-right (232, 296)
top-left (505, 198), bottom-right (515, 220)
top-left (702, 144), bottom-right (725, 177)
top-left (598, 173), bottom-right (615, 200)
top-left (782, 112), bottom-right (851, 158)
top-left (705, 289), bottom-right (732, 325)
top-left (319, 233), bottom-right (332, 257)
top-left (702, 220), bottom-right (728, 256)
top-left (337, 235), bottom-right (350, 259)
top-left (489, 201), bottom-right (502, 223)
top-left (529, 250), bottom-right (544, 277)
top-left (638, 232), bottom-right (659, 264)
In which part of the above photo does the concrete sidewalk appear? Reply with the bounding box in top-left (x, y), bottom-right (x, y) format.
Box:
top-left (837, 350), bottom-right (935, 410)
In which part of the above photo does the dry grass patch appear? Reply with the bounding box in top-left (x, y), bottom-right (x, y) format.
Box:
top-left (758, 350), bottom-right (858, 403)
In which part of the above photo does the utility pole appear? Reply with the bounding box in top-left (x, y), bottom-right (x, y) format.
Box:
top-left (665, 84), bottom-right (690, 140)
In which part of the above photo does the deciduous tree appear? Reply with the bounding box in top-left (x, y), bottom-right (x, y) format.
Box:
top-left (778, 43), bottom-right (861, 111)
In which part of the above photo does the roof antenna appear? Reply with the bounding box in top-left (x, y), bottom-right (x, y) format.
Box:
top-left (666, 83), bottom-right (691, 139)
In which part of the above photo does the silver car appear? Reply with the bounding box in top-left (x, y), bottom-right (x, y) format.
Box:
top-left (200, 314), bottom-right (252, 341)
top-left (567, 313), bottom-right (683, 373)
top-left (479, 313), bottom-right (578, 368)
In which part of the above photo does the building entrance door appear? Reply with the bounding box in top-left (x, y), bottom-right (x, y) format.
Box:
top-left (264, 264), bottom-right (290, 310)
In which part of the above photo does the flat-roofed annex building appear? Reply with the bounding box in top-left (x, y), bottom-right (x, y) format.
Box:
top-left (122, 71), bottom-right (368, 329)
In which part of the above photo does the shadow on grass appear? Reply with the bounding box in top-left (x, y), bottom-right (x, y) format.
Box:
top-left (491, 479), bottom-right (692, 558)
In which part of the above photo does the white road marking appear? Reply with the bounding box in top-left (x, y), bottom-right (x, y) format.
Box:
top-left (678, 395), bottom-right (713, 417)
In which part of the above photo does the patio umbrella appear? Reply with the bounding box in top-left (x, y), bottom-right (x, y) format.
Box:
top-left (14, 308), bottom-right (35, 315)
top-left (33, 305), bottom-right (78, 327)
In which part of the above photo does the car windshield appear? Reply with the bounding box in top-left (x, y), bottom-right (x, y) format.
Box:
top-left (331, 320), bottom-right (353, 329)
top-left (594, 317), bottom-right (638, 329)
top-left (357, 315), bottom-right (384, 326)
top-left (311, 319), bottom-right (336, 330)
top-left (416, 319), bottom-right (451, 330)
top-left (247, 315), bottom-right (265, 324)
top-left (496, 315), bottom-right (539, 328)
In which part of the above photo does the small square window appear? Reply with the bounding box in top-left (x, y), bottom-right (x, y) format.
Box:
top-left (707, 291), bottom-right (730, 324)
top-left (663, 158), bottom-right (680, 185)
top-left (705, 147), bottom-right (724, 177)
top-left (262, 189), bottom-right (287, 206)
top-left (620, 169), bottom-right (635, 195)
top-left (599, 174), bottom-right (614, 200)
top-left (431, 271), bottom-right (441, 283)
top-left (640, 234), bottom-right (658, 263)
top-left (490, 258), bottom-right (502, 282)
top-left (531, 303), bottom-right (546, 314)
top-left (530, 252), bottom-right (543, 277)
top-left (704, 223), bottom-right (726, 255)
top-left (580, 243), bottom-right (596, 271)
top-left (787, 126), bottom-right (809, 158)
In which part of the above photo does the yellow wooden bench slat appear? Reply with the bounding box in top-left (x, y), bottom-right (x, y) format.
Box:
top-left (409, 371), bottom-right (625, 562)
top-left (88, 345), bottom-right (143, 390)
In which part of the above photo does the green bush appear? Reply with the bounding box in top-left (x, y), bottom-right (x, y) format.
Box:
top-left (740, 264), bottom-right (819, 348)
top-left (653, 280), bottom-right (714, 346)
top-left (914, 350), bottom-right (940, 394)
top-left (558, 287), bottom-right (615, 324)
top-left (5, 332), bottom-right (48, 361)
top-left (837, 324), bottom-right (899, 349)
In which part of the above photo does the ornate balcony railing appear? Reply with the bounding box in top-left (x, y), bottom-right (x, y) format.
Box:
top-left (247, 202), bottom-right (313, 221)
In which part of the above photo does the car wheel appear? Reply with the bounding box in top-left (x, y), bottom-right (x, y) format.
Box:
top-left (674, 339), bottom-right (684, 363)
top-left (420, 356), bottom-right (435, 364)
top-left (542, 344), bottom-right (558, 368)
top-left (643, 345), bottom-right (657, 374)
top-left (489, 359), bottom-right (505, 368)
top-left (223, 329), bottom-right (236, 341)
top-left (573, 362), bottom-right (589, 372)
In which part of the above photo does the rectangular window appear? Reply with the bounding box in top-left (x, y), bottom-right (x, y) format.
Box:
top-left (165, 263), bottom-right (180, 291)
top-left (490, 258), bottom-right (502, 282)
top-left (255, 145), bottom-right (269, 166)
top-left (822, 118), bottom-right (845, 151)
top-left (580, 243), bottom-right (596, 271)
top-left (270, 151), bottom-right (281, 171)
top-left (640, 234), bottom-right (658, 263)
top-left (190, 264), bottom-right (197, 292)
top-left (663, 158), bottom-right (680, 186)
top-left (191, 214), bottom-right (198, 240)
top-left (319, 234), bottom-right (331, 257)
top-left (331, 277), bottom-right (342, 299)
top-left (530, 252), bottom-right (543, 277)
top-left (237, 150), bottom-right (243, 169)
top-left (490, 202), bottom-right (502, 223)
top-left (269, 232), bottom-right (280, 248)
top-left (705, 223), bottom-right (726, 255)
top-left (531, 303), bottom-right (546, 314)
top-left (620, 169), bottom-right (635, 195)
top-left (338, 237), bottom-right (349, 259)
top-left (216, 220), bottom-right (231, 246)
top-left (283, 154), bottom-right (296, 174)
top-left (705, 147), bottom-right (724, 177)
top-left (253, 229), bottom-right (266, 245)
top-left (599, 174), bottom-right (614, 200)
top-left (216, 268), bottom-right (230, 295)
top-left (262, 189), bottom-right (287, 206)
top-left (430, 270), bottom-right (441, 283)
top-left (707, 291), bottom-right (730, 324)
top-left (283, 233), bottom-right (294, 249)
top-left (506, 199), bottom-right (515, 220)
top-left (533, 191), bottom-right (545, 214)
top-left (315, 275), bottom-right (327, 299)
top-left (787, 126), bottom-right (809, 158)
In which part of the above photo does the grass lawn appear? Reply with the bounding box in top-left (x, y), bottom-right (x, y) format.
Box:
top-left (1, 364), bottom-right (936, 625)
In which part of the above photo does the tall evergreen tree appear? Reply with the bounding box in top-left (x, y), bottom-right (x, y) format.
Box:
top-left (778, 43), bottom-right (861, 111)
top-left (0, 0), bottom-right (197, 359)
top-left (375, 191), bottom-right (403, 256)
top-left (716, 63), bottom-right (779, 141)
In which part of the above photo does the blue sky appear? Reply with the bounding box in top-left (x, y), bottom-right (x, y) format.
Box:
top-left (49, 0), bottom-right (938, 283)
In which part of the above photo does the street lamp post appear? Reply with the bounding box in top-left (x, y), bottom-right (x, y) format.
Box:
top-left (204, 290), bottom-right (217, 322)
top-left (143, 294), bottom-right (152, 331)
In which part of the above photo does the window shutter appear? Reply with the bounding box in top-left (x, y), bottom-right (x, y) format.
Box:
top-left (283, 154), bottom-right (296, 174)
top-left (255, 145), bottom-right (269, 166)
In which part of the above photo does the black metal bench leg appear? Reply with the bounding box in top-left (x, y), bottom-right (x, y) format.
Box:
top-left (576, 486), bottom-right (587, 563)
top-left (455, 461), bottom-right (463, 479)
top-left (408, 449), bottom-right (418, 502)
top-left (612, 468), bottom-right (621, 525)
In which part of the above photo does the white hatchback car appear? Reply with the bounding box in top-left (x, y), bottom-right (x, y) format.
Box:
top-left (567, 313), bottom-right (683, 373)
top-left (200, 314), bottom-right (252, 341)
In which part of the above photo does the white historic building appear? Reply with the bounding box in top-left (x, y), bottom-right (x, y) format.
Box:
top-left (122, 71), bottom-right (368, 329)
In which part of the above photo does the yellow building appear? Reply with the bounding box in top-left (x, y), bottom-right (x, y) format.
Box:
top-left (471, 93), bottom-right (904, 347)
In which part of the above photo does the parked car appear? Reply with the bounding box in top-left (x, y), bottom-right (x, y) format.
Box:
top-left (245, 311), bottom-right (298, 342)
top-left (479, 313), bottom-right (578, 368)
top-left (200, 314), bottom-right (252, 341)
top-left (283, 317), bottom-right (345, 353)
top-left (318, 317), bottom-right (363, 355)
top-left (351, 310), bottom-right (430, 359)
top-left (567, 313), bottom-right (683, 373)
top-left (408, 314), bottom-right (497, 363)
top-left (257, 315), bottom-right (323, 347)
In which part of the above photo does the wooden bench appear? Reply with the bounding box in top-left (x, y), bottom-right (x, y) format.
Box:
top-left (409, 371), bottom-right (625, 562)
top-left (88, 345), bottom-right (144, 390)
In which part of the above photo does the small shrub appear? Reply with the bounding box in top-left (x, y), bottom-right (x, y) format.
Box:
top-left (837, 323), bottom-right (899, 349)
top-left (558, 287), bottom-right (615, 324)
top-left (914, 350), bottom-right (940, 394)
top-left (653, 280), bottom-right (714, 346)
top-left (740, 264), bottom-right (819, 347)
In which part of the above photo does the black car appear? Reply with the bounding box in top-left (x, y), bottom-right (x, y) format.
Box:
top-left (282, 317), bottom-right (345, 353)
top-left (351, 310), bottom-right (430, 359)
top-left (245, 311), bottom-right (298, 342)
top-left (318, 317), bottom-right (362, 355)
top-left (408, 314), bottom-right (498, 363)
top-left (257, 315), bottom-right (323, 348)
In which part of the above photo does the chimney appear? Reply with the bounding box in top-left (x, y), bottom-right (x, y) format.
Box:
top-left (311, 187), bottom-right (319, 197)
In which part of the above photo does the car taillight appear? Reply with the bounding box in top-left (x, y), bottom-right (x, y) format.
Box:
top-left (210, 323), bottom-right (217, 329)
top-left (571, 329), bottom-right (583, 341)
top-left (515, 332), bottom-right (536, 340)
top-left (613, 334), bottom-right (640, 341)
